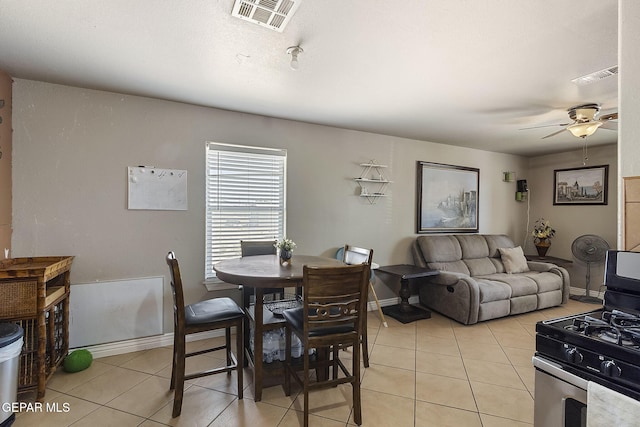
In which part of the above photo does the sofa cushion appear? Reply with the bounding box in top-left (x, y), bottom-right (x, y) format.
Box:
top-left (417, 235), bottom-right (461, 263)
top-left (456, 235), bottom-right (490, 259)
top-left (538, 290), bottom-right (563, 309)
top-left (419, 236), bottom-right (472, 275)
top-left (478, 273), bottom-right (538, 297)
top-left (511, 295), bottom-right (538, 314)
top-left (478, 300), bottom-right (510, 322)
top-left (464, 258), bottom-right (498, 276)
top-left (477, 279), bottom-right (512, 303)
top-left (484, 234), bottom-right (517, 258)
top-left (428, 260), bottom-right (471, 275)
top-left (488, 258), bottom-right (507, 273)
top-left (523, 271), bottom-right (563, 293)
top-left (498, 246), bottom-right (530, 274)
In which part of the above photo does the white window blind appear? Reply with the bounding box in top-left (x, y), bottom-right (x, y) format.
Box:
top-left (205, 142), bottom-right (287, 278)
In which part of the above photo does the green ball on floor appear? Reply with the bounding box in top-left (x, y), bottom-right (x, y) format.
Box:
top-left (63, 349), bottom-right (93, 373)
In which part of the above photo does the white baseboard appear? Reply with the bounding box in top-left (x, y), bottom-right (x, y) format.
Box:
top-left (81, 295), bottom-right (411, 360)
top-left (367, 295), bottom-right (408, 310)
top-left (74, 330), bottom-right (223, 359)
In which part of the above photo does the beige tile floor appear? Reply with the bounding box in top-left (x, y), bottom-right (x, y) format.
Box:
top-left (12, 299), bottom-right (597, 427)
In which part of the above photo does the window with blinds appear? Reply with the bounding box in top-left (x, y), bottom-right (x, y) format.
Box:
top-left (205, 142), bottom-right (287, 278)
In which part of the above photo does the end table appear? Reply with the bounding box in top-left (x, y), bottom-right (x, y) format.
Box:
top-left (377, 264), bottom-right (439, 324)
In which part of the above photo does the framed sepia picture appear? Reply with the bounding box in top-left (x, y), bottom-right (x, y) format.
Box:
top-left (553, 165), bottom-right (608, 205)
top-left (417, 161), bottom-right (479, 233)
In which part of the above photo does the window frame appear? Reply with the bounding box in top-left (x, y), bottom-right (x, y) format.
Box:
top-left (205, 142), bottom-right (287, 279)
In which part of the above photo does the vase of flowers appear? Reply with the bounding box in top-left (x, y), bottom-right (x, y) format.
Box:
top-left (275, 238), bottom-right (296, 266)
top-left (532, 218), bottom-right (555, 257)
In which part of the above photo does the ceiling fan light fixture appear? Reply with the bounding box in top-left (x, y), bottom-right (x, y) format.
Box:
top-left (567, 121), bottom-right (603, 138)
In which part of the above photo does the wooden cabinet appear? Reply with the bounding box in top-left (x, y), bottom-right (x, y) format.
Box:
top-left (624, 177), bottom-right (640, 252)
top-left (0, 256), bottom-right (74, 399)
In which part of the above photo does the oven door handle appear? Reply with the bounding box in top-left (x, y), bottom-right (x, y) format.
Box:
top-left (533, 356), bottom-right (589, 390)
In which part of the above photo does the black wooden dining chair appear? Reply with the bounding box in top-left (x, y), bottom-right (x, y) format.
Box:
top-left (240, 240), bottom-right (277, 257)
top-left (282, 263), bottom-right (369, 427)
top-left (166, 251), bottom-right (245, 418)
top-left (240, 240), bottom-right (284, 305)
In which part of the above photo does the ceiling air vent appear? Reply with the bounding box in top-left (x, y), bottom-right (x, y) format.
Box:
top-left (571, 65), bottom-right (619, 85)
top-left (232, 0), bottom-right (301, 32)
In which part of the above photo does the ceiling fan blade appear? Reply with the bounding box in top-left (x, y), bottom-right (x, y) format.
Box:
top-left (601, 121), bottom-right (618, 130)
top-left (519, 123), bottom-right (570, 131)
top-left (542, 128), bottom-right (568, 139)
top-left (599, 112), bottom-right (618, 121)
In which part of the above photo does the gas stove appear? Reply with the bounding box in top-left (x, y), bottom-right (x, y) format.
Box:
top-left (536, 308), bottom-right (640, 399)
top-left (534, 250), bottom-right (640, 426)
top-left (535, 250), bottom-right (640, 400)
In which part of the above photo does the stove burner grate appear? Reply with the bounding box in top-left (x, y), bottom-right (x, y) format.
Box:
top-left (560, 311), bottom-right (640, 348)
top-left (604, 309), bottom-right (640, 328)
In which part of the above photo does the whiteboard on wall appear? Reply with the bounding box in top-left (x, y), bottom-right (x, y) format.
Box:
top-left (127, 166), bottom-right (187, 210)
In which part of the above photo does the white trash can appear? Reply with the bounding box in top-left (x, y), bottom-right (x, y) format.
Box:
top-left (0, 323), bottom-right (23, 427)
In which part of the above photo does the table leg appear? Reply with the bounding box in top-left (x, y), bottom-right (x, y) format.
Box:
top-left (242, 286), bottom-right (251, 368)
top-left (361, 282), bottom-right (369, 368)
top-left (382, 278), bottom-right (431, 324)
top-left (253, 287), bottom-right (265, 401)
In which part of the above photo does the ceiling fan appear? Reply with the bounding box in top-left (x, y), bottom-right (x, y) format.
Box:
top-left (522, 103), bottom-right (618, 139)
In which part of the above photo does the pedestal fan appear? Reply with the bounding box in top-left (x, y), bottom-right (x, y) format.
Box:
top-left (569, 234), bottom-right (610, 304)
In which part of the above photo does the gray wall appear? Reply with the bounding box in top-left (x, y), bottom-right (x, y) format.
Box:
top-left (11, 79), bottom-right (529, 332)
top-left (527, 144), bottom-right (618, 293)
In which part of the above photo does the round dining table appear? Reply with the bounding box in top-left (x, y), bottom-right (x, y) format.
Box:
top-left (213, 254), bottom-right (344, 401)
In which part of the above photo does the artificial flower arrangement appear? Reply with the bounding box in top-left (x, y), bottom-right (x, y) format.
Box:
top-left (274, 238), bottom-right (296, 252)
top-left (275, 238), bottom-right (296, 265)
top-left (531, 218), bottom-right (556, 244)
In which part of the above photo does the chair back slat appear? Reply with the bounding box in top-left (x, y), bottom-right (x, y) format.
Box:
top-left (241, 240), bottom-right (277, 257)
top-left (302, 264), bottom-right (369, 334)
top-left (342, 245), bottom-right (373, 267)
top-left (166, 251), bottom-right (186, 335)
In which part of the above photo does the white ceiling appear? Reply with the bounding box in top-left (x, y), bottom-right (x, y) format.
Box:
top-left (0, 0), bottom-right (618, 157)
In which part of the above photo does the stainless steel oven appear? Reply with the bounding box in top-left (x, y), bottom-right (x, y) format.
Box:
top-left (534, 250), bottom-right (640, 427)
top-left (534, 356), bottom-right (587, 427)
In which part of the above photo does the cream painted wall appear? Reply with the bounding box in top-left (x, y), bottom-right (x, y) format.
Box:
top-left (527, 144), bottom-right (617, 292)
top-left (11, 79), bottom-right (528, 332)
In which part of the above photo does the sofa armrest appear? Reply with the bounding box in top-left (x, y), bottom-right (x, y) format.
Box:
top-left (423, 271), bottom-right (482, 324)
top-left (527, 261), bottom-right (556, 272)
top-left (429, 271), bottom-right (471, 286)
top-left (550, 265), bottom-right (571, 303)
top-left (527, 262), bottom-right (571, 303)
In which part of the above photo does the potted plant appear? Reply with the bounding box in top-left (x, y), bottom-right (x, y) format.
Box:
top-left (275, 238), bottom-right (296, 265)
top-left (532, 218), bottom-right (556, 257)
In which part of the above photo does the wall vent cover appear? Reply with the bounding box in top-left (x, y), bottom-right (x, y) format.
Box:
top-left (571, 65), bottom-right (619, 85)
top-left (231, 0), bottom-right (301, 32)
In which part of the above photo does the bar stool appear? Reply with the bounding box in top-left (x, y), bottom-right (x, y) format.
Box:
top-left (166, 251), bottom-right (245, 418)
top-left (282, 264), bottom-right (369, 427)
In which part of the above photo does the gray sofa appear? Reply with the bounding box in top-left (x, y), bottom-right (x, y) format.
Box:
top-left (411, 234), bottom-right (570, 325)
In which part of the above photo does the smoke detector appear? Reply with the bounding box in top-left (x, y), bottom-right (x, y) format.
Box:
top-left (232, 0), bottom-right (302, 32)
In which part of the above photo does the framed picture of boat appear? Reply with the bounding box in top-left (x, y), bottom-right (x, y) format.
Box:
top-left (417, 161), bottom-right (479, 233)
top-left (553, 165), bottom-right (608, 205)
